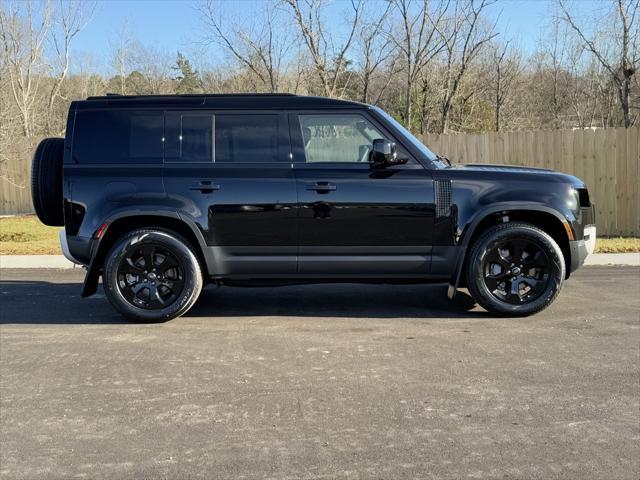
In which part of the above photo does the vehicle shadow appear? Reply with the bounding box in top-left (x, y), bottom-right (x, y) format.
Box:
top-left (0, 280), bottom-right (482, 325)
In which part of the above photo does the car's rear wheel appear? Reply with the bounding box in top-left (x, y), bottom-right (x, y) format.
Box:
top-left (466, 222), bottom-right (565, 316)
top-left (103, 229), bottom-right (203, 322)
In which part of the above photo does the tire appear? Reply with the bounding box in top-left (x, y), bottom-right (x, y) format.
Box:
top-left (466, 222), bottom-right (565, 317)
top-left (31, 137), bottom-right (65, 226)
top-left (103, 229), bottom-right (203, 322)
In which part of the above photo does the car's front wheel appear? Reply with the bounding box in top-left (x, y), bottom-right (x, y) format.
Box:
top-left (466, 222), bottom-right (565, 316)
top-left (103, 229), bottom-right (203, 322)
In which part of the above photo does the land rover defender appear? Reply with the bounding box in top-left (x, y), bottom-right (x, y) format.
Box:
top-left (31, 94), bottom-right (596, 321)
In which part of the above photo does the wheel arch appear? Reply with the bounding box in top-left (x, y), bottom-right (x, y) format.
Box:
top-left (454, 205), bottom-right (573, 290)
top-left (81, 212), bottom-right (209, 297)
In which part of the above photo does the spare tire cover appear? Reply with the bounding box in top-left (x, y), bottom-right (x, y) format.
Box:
top-left (31, 137), bottom-right (65, 226)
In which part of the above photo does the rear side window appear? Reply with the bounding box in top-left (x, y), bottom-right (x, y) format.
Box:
top-left (72, 110), bottom-right (163, 164)
top-left (215, 114), bottom-right (279, 163)
top-left (165, 113), bottom-right (283, 163)
top-left (181, 115), bottom-right (213, 162)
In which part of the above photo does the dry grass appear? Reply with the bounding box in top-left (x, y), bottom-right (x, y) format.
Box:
top-left (0, 215), bottom-right (60, 255)
top-left (595, 237), bottom-right (640, 254)
top-left (1, 215), bottom-right (639, 255)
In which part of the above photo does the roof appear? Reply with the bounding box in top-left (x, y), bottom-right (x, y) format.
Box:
top-left (77, 93), bottom-right (367, 110)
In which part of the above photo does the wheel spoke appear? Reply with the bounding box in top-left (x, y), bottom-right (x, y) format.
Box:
top-left (509, 240), bottom-right (527, 263)
top-left (506, 279), bottom-right (522, 303)
top-left (485, 248), bottom-right (509, 268)
top-left (148, 284), bottom-right (165, 308)
top-left (520, 276), bottom-right (547, 298)
top-left (484, 274), bottom-right (504, 292)
top-left (158, 255), bottom-right (180, 272)
top-left (140, 245), bottom-right (156, 269)
top-left (120, 258), bottom-right (144, 275)
top-left (522, 250), bottom-right (550, 270)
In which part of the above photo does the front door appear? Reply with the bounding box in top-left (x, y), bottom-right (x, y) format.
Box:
top-left (291, 111), bottom-right (436, 275)
top-left (163, 111), bottom-right (297, 275)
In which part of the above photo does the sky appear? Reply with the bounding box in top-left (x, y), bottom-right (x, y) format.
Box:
top-left (68, 0), bottom-right (607, 74)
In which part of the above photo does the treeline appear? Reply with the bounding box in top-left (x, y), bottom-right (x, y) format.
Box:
top-left (1, 0), bottom-right (638, 155)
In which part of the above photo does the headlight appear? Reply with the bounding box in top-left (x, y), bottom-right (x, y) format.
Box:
top-left (567, 188), bottom-right (580, 211)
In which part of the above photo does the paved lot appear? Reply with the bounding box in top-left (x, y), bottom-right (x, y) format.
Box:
top-left (1, 267), bottom-right (639, 479)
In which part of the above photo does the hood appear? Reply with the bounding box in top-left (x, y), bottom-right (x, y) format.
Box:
top-left (447, 163), bottom-right (586, 188)
top-left (452, 164), bottom-right (553, 173)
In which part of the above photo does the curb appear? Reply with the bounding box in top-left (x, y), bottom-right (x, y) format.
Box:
top-left (1, 253), bottom-right (639, 269)
top-left (0, 255), bottom-right (81, 269)
top-left (583, 252), bottom-right (640, 266)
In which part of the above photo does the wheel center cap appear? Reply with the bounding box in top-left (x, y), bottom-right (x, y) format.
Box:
top-left (148, 272), bottom-right (157, 281)
top-left (511, 267), bottom-right (521, 275)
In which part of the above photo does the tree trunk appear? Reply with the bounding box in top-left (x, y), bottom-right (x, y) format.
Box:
top-left (404, 77), bottom-right (412, 127)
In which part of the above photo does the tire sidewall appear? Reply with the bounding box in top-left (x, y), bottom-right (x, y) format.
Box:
top-left (103, 230), bottom-right (202, 322)
top-left (468, 225), bottom-right (565, 316)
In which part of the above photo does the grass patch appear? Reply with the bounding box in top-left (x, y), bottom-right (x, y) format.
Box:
top-left (1, 215), bottom-right (639, 255)
top-left (595, 237), bottom-right (640, 254)
top-left (0, 215), bottom-right (60, 255)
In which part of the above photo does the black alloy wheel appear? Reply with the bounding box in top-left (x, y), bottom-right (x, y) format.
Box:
top-left (466, 222), bottom-right (565, 316)
top-left (482, 238), bottom-right (551, 305)
top-left (117, 243), bottom-right (185, 310)
top-left (103, 229), bottom-right (203, 322)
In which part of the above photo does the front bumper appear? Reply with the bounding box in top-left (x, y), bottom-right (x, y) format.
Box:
top-left (569, 225), bottom-right (596, 273)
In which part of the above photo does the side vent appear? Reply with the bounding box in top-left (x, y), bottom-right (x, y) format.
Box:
top-left (435, 179), bottom-right (452, 218)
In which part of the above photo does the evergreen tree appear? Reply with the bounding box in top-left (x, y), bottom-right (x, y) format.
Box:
top-left (173, 52), bottom-right (202, 94)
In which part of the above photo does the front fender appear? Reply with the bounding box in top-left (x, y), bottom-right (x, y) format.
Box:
top-left (458, 202), bottom-right (570, 246)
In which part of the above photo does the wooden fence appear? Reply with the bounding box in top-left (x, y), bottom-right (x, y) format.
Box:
top-left (424, 127), bottom-right (639, 237)
top-left (1, 129), bottom-right (638, 236)
top-left (0, 137), bottom-right (39, 216)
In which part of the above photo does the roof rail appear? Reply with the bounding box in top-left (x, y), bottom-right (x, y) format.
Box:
top-left (87, 92), bottom-right (297, 100)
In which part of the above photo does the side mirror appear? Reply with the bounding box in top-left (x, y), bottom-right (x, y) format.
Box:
top-left (370, 139), bottom-right (406, 167)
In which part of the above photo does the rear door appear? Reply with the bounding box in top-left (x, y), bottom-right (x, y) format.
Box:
top-left (291, 110), bottom-right (436, 275)
top-left (163, 111), bottom-right (297, 275)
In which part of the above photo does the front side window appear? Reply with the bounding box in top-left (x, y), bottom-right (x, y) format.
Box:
top-left (299, 114), bottom-right (384, 163)
top-left (73, 110), bottom-right (163, 164)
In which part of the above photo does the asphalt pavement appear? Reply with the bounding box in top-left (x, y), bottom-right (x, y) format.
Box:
top-left (1, 267), bottom-right (639, 479)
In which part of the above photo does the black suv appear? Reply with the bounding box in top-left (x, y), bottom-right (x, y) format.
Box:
top-left (31, 94), bottom-right (596, 322)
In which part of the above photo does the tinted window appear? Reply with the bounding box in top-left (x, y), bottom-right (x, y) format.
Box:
top-left (299, 114), bottom-right (383, 163)
top-left (73, 110), bottom-right (163, 164)
top-left (215, 114), bottom-right (280, 163)
top-left (181, 115), bottom-right (213, 162)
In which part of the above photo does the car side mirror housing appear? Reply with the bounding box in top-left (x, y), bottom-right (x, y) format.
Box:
top-left (370, 139), bottom-right (407, 167)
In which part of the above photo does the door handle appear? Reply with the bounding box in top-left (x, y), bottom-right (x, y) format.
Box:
top-left (189, 181), bottom-right (220, 194)
top-left (306, 182), bottom-right (337, 193)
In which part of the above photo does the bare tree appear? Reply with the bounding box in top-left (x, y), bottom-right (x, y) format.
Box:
top-left (355, 3), bottom-right (397, 104)
top-left (283, 0), bottom-right (363, 98)
top-left (0, 0), bottom-right (51, 136)
top-left (46, 0), bottom-right (95, 133)
top-left (488, 40), bottom-right (521, 131)
top-left (559, 0), bottom-right (639, 127)
top-left (439, 0), bottom-right (497, 133)
top-left (198, 0), bottom-right (292, 93)
top-left (391, 0), bottom-right (449, 128)
top-left (110, 21), bottom-right (136, 95)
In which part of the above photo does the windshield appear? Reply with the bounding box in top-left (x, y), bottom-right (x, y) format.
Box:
top-left (372, 106), bottom-right (438, 162)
